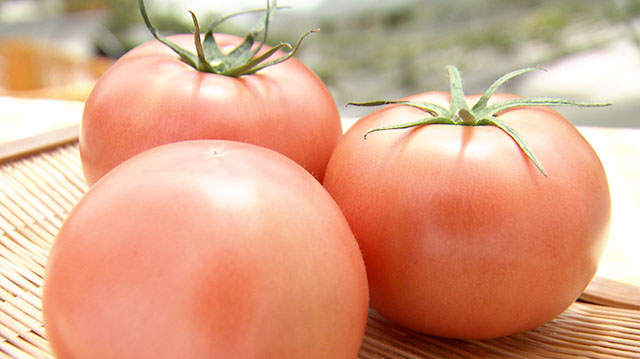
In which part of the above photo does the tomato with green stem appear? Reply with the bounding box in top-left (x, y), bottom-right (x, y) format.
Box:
top-left (323, 65), bottom-right (611, 339)
top-left (80, 0), bottom-right (340, 185)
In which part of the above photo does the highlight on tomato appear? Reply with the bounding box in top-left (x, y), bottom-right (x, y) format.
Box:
top-left (43, 140), bottom-right (369, 358)
top-left (80, 0), bottom-right (341, 185)
top-left (323, 65), bottom-right (611, 339)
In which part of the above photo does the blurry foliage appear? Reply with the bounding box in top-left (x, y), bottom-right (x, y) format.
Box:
top-left (101, 0), bottom-right (139, 33)
top-left (94, 0), bottom-right (639, 57)
top-left (64, 0), bottom-right (106, 12)
top-left (95, 1), bottom-right (257, 54)
top-left (279, 0), bottom-right (640, 113)
top-left (28, 0), bottom-right (639, 114)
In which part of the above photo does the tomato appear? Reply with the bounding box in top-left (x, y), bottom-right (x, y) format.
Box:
top-left (43, 140), bottom-right (369, 358)
top-left (323, 67), bottom-right (611, 339)
top-left (80, 32), bottom-right (341, 185)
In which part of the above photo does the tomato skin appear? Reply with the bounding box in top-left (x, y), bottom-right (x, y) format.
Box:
top-left (323, 92), bottom-right (611, 339)
top-left (80, 33), bottom-right (341, 185)
top-left (44, 140), bottom-right (369, 358)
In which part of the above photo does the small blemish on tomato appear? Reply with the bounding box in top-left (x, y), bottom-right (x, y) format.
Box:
top-left (210, 148), bottom-right (224, 157)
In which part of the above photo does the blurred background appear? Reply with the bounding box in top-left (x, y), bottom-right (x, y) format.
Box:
top-left (1, 0), bottom-right (639, 126)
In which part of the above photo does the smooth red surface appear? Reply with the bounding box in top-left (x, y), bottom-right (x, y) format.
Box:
top-left (44, 140), bottom-right (369, 358)
top-left (323, 92), bottom-right (611, 339)
top-left (80, 34), bottom-right (341, 185)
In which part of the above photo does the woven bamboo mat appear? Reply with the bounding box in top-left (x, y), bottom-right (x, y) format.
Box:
top-left (1, 132), bottom-right (639, 358)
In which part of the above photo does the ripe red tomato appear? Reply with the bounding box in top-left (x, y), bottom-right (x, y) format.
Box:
top-left (44, 140), bottom-right (369, 358)
top-left (80, 33), bottom-right (341, 185)
top-left (323, 91), bottom-right (611, 339)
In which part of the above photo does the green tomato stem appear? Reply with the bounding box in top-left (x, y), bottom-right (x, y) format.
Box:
top-left (447, 65), bottom-right (470, 116)
top-left (138, 0), bottom-right (316, 77)
top-left (456, 108), bottom-right (477, 125)
top-left (189, 11), bottom-right (215, 73)
top-left (350, 65), bottom-right (612, 177)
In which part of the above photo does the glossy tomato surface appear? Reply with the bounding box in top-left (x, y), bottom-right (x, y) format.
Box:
top-left (44, 140), bottom-right (369, 358)
top-left (323, 92), bottom-right (611, 339)
top-left (80, 33), bottom-right (341, 185)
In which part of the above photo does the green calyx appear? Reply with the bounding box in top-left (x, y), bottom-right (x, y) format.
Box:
top-left (138, 0), bottom-right (317, 76)
top-left (349, 65), bottom-right (611, 177)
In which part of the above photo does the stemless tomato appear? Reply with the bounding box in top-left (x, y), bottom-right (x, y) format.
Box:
top-left (44, 140), bottom-right (369, 358)
top-left (323, 90), bottom-right (611, 339)
top-left (80, 33), bottom-right (341, 185)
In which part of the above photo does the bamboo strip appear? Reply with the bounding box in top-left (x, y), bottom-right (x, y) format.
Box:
top-left (0, 346), bottom-right (16, 359)
top-left (520, 330), bottom-right (640, 358)
top-left (0, 297), bottom-right (44, 339)
top-left (0, 200), bottom-right (54, 255)
top-left (532, 325), bottom-right (640, 355)
top-left (16, 160), bottom-right (76, 212)
top-left (0, 258), bottom-right (43, 294)
top-left (0, 125), bottom-right (79, 165)
top-left (1, 165), bottom-right (66, 227)
top-left (40, 150), bottom-right (87, 195)
top-left (0, 287), bottom-right (42, 332)
top-left (480, 337), bottom-right (559, 359)
top-left (0, 334), bottom-right (50, 359)
top-left (0, 154), bottom-right (82, 249)
top-left (0, 225), bottom-right (48, 275)
top-left (568, 304), bottom-right (640, 328)
top-left (0, 339), bottom-right (33, 359)
top-left (0, 171), bottom-right (61, 239)
top-left (26, 153), bottom-right (85, 201)
top-left (22, 335), bottom-right (50, 359)
top-left (53, 145), bottom-right (84, 180)
top-left (582, 277), bottom-right (640, 310)
top-left (0, 310), bottom-right (47, 359)
top-left (0, 209), bottom-right (50, 263)
top-left (0, 274), bottom-right (41, 311)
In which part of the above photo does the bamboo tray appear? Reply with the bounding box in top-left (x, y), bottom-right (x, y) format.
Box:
top-left (1, 126), bottom-right (639, 359)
